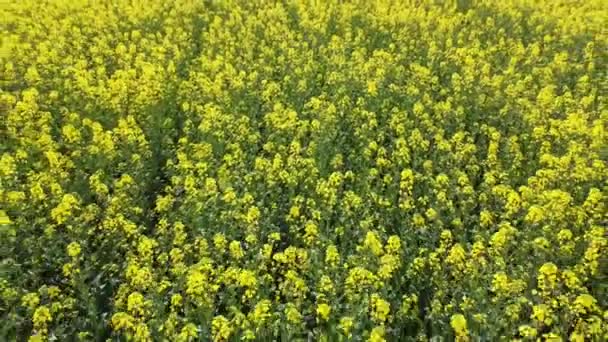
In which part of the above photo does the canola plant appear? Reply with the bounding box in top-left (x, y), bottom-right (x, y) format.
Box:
top-left (1, 0), bottom-right (607, 341)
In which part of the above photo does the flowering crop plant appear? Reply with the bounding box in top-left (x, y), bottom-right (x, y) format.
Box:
top-left (1, 0), bottom-right (607, 341)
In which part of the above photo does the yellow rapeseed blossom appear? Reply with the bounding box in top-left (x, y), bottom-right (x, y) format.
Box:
top-left (316, 303), bottom-right (331, 321)
top-left (284, 303), bottom-right (302, 325)
top-left (370, 294), bottom-right (391, 323)
top-left (339, 316), bottom-right (354, 336)
top-left (362, 231), bottom-right (384, 256)
top-left (211, 315), bottom-right (232, 341)
top-left (0, 210), bottom-right (12, 225)
top-left (32, 306), bottom-right (52, 329)
top-left (50, 194), bottom-right (79, 225)
top-left (66, 242), bottom-right (81, 258)
top-left (368, 325), bottom-right (386, 342)
top-left (538, 262), bottom-right (559, 293)
top-left (451, 314), bottom-right (469, 341)
top-left (3, 0), bottom-right (607, 341)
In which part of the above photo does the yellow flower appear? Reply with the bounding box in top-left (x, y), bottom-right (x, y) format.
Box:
top-left (6, 191), bottom-right (26, 204)
top-left (21, 292), bottom-right (40, 309)
top-left (368, 325), bottom-right (386, 342)
top-left (542, 332), bottom-right (563, 342)
top-left (250, 300), bottom-right (272, 325)
top-left (47, 286), bottom-right (60, 299)
top-left (370, 294), bottom-right (391, 323)
top-left (532, 304), bottom-right (553, 326)
top-left (446, 243), bottom-right (467, 273)
top-left (177, 323), bottom-right (198, 341)
top-left (570, 331), bottom-right (585, 342)
top-left (538, 262), bottom-right (558, 293)
top-left (245, 206), bottom-right (260, 226)
top-left (525, 205), bottom-right (545, 224)
top-left (385, 235), bottom-right (401, 254)
top-left (284, 303), bottom-right (302, 325)
top-left (66, 242), bottom-right (81, 258)
top-left (345, 267), bottom-right (377, 298)
top-left (531, 229), bottom-right (549, 244)
top-left (450, 314), bottom-right (468, 341)
top-left (61, 124), bottom-right (81, 144)
top-left (304, 221), bottom-right (318, 245)
top-left (505, 303), bottom-right (522, 321)
top-left (30, 182), bottom-right (46, 201)
top-left (238, 269), bottom-right (257, 300)
top-left (137, 236), bottom-right (158, 260)
top-left (339, 316), bottom-right (354, 336)
top-left (33, 306), bottom-right (52, 329)
top-left (134, 322), bottom-right (151, 342)
top-left (479, 210), bottom-right (493, 228)
top-left (316, 303), bottom-right (331, 321)
top-left (269, 232), bottom-right (281, 242)
top-left (62, 263), bottom-right (75, 277)
top-left (3, 0), bottom-right (607, 340)
top-left (213, 233), bottom-right (228, 252)
top-left (127, 292), bottom-right (148, 317)
top-left (288, 205), bottom-right (300, 220)
top-left (155, 194), bottom-right (174, 212)
top-left (363, 231), bottom-right (384, 256)
top-left (573, 294), bottom-right (598, 315)
top-left (491, 272), bottom-right (509, 294)
top-left (413, 213), bottom-right (425, 228)
top-left (28, 334), bottom-right (44, 342)
top-left (518, 325), bottom-right (537, 338)
top-left (314, 276), bottom-right (332, 298)
top-left (229, 240), bottom-right (244, 259)
top-left (325, 244), bottom-right (340, 267)
top-left (186, 265), bottom-right (216, 307)
top-left (50, 194), bottom-right (79, 225)
top-left (425, 208), bottom-right (438, 221)
top-left (171, 294), bottom-right (183, 308)
top-left (211, 315), bottom-right (232, 341)
top-left (0, 154), bottom-right (16, 177)
top-left (505, 191), bottom-right (521, 215)
top-left (378, 253), bottom-right (400, 280)
top-left (241, 329), bottom-right (256, 340)
top-left (0, 210), bottom-right (12, 225)
top-left (367, 80), bottom-right (378, 96)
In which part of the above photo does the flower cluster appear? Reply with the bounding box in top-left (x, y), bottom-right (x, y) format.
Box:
top-left (1, 0), bottom-right (607, 341)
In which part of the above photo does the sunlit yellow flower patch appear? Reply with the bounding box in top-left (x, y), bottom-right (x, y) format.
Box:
top-left (1, 0), bottom-right (606, 340)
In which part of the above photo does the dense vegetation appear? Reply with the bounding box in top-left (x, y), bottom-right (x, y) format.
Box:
top-left (1, 0), bottom-right (607, 341)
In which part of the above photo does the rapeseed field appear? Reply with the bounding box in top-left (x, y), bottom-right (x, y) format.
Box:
top-left (1, 0), bottom-right (607, 341)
